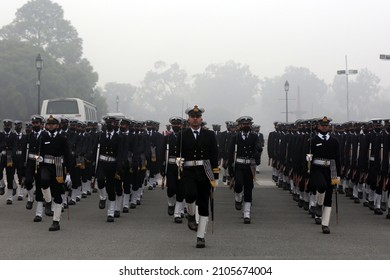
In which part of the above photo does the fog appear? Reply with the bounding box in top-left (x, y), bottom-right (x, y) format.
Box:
top-left (1, 0), bottom-right (390, 134)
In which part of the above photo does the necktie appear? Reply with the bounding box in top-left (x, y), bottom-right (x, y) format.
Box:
top-left (322, 135), bottom-right (326, 141)
top-left (243, 133), bottom-right (248, 140)
top-left (35, 132), bottom-right (38, 139)
top-left (107, 133), bottom-right (111, 140)
top-left (194, 131), bottom-right (199, 139)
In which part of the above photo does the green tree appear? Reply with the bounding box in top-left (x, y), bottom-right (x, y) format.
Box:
top-left (260, 66), bottom-right (328, 125)
top-left (135, 61), bottom-right (191, 122)
top-left (332, 68), bottom-right (381, 121)
top-left (192, 61), bottom-right (260, 124)
top-left (103, 82), bottom-right (137, 117)
top-left (0, 0), bottom-right (82, 64)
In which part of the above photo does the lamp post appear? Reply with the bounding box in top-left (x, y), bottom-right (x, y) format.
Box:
top-left (35, 54), bottom-right (43, 114)
top-left (337, 55), bottom-right (357, 121)
top-left (284, 80), bottom-right (289, 122)
top-left (116, 96), bottom-right (119, 112)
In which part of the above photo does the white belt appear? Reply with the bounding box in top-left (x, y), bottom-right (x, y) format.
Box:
top-left (99, 155), bottom-right (116, 162)
top-left (1, 151), bottom-right (6, 156)
top-left (43, 156), bottom-right (63, 165)
top-left (168, 158), bottom-right (176, 164)
top-left (313, 159), bottom-right (331, 167)
top-left (16, 150), bottom-right (23, 155)
top-left (28, 153), bottom-right (39, 160)
top-left (369, 157), bottom-right (375, 161)
top-left (236, 158), bottom-right (252, 164)
top-left (184, 160), bottom-right (204, 167)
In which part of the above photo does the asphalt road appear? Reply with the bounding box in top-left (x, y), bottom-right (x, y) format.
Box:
top-left (1, 162), bottom-right (390, 260)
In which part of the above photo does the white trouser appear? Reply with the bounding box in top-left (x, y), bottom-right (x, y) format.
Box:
top-left (197, 216), bottom-right (209, 238)
top-left (322, 206), bottom-right (332, 227)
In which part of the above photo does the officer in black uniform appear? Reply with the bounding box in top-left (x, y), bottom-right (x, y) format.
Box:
top-left (24, 115), bottom-right (45, 220)
top-left (14, 120), bottom-right (27, 201)
top-left (0, 119), bottom-right (17, 204)
top-left (228, 116), bottom-right (262, 224)
top-left (306, 116), bottom-right (340, 234)
top-left (219, 121), bottom-right (235, 184)
top-left (161, 116), bottom-right (185, 223)
top-left (93, 116), bottom-right (125, 222)
top-left (176, 105), bottom-right (219, 248)
top-left (39, 115), bottom-right (71, 231)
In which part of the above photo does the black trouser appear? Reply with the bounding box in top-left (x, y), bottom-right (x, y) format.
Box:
top-left (130, 163), bottom-right (146, 192)
top-left (166, 164), bottom-right (184, 202)
top-left (183, 173), bottom-right (211, 217)
top-left (234, 167), bottom-right (254, 203)
top-left (40, 164), bottom-right (65, 204)
top-left (311, 166), bottom-right (333, 207)
top-left (96, 161), bottom-right (116, 201)
top-left (25, 160), bottom-right (43, 201)
top-left (0, 154), bottom-right (16, 189)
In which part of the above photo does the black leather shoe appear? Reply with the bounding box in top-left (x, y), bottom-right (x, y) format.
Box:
top-left (168, 205), bottom-right (175, 216)
top-left (354, 197), bottom-right (360, 204)
top-left (114, 210), bottom-right (120, 218)
top-left (81, 193), bottom-right (87, 198)
top-left (45, 201), bottom-right (52, 216)
top-left (107, 216), bottom-right (114, 222)
top-left (386, 209), bottom-right (390, 219)
top-left (315, 217), bottom-right (321, 225)
top-left (369, 201), bottom-right (375, 211)
top-left (244, 217), bottom-right (251, 224)
top-left (174, 217), bottom-right (183, 224)
top-left (18, 196), bottom-right (23, 201)
top-left (13, 188), bottom-right (17, 196)
top-left (358, 192), bottom-right (363, 199)
top-left (92, 188), bottom-right (97, 193)
top-left (187, 214), bottom-right (198, 231)
top-left (76, 197), bottom-right (81, 202)
top-left (0, 187), bottom-right (4, 195)
top-left (99, 199), bottom-right (106, 209)
top-left (322, 225), bottom-right (330, 234)
top-left (298, 199), bottom-right (304, 208)
top-left (222, 176), bottom-right (226, 183)
top-left (26, 201), bottom-right (34, 210)
top-left (315, 205), bottom-right (322, 217)
top-left (6, 199), bottom-right (12, 205)
top-left (374, 208), bottom-right (383, 215)
top-left (123, 207), bottom-right (129, 213)
top-left (136, 200), bottom-right (141, 205)
top-left (33, 216), bottom-right (42, 222)
top-left (196, 237), bottom-right (205, 248)
top-left (68, 200), bottom-right (76, 205)
top-left (381, 202), bottom-right (387, 212)
top-left (235, 200), bottom-right (242, 211)
top-left (87, 191), bottom-right (92, 196)
top-left (49, 221), bottom-right (60, 231)
top-left (130, 203), bottom-right (136, 209)
top-left (303, 202), bottom-right (310, 211)
top-left (363, 201), bottom-right (370, 207)
top-left (63, 203), bottom-right (68, 209)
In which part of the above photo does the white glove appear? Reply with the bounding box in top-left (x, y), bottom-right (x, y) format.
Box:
top-left (176, 157), bottom-right (184, 168)
top-left (306, 154), bottom-right (313, 162)
top-left (65, 174), bottom-right (72, 188)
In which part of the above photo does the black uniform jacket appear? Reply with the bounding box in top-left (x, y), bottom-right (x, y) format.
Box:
top-left (176, 128), bottom-right (219, 181)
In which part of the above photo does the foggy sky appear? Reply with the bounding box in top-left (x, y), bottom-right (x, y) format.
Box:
top-left (1, 0), bottom-right (390, 90)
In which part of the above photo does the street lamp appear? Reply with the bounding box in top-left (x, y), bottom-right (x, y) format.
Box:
top-left (337, 55), bottom-right (357, 121)
top-left (116, 96), bottom-right (119, 112)
top-left (284, 80), bottom-right (289, 122)
top-left (35, 54), bottom-right (43, 114)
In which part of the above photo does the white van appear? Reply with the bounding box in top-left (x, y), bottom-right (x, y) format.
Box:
top-left (41, 98), bottom-right (98, 122)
